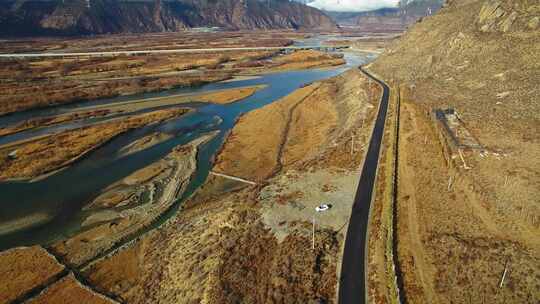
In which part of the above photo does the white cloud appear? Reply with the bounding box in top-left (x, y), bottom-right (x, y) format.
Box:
top-left (308, 0), bottom-right (400, 12)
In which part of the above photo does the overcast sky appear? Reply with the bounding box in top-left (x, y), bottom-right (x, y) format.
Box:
top-left (308, 0), bottom-right (401, 12)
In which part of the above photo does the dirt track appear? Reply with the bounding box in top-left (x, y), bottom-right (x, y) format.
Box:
top-left (393, 98), bottom-right (539, 304)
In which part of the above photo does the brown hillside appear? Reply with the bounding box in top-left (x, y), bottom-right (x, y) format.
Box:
top-left (369, 0), bottom-right (539, 303)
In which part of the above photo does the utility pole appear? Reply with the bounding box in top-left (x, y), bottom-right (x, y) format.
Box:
top-left (367, 78), bottom-right (371, 102)
top-left (312, 214), bottom-right (315, 250)
top-left (312, 205), bottom-right (330, 250)
top-left (351, 134), bottom-right (354, 157)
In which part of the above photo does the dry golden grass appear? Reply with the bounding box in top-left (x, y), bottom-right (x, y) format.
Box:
top-left (0, 108), bottom-right (187, 180)
top-left (0, 246), bottom-right (64, 303)
top-left (27, 274), bottom-right (115, 304)
top-left (213, 84), bottom-right (319, 181)
top-left (368, 1), bottom-right (540, 302)
top-left (281, 83), bottom-right (339, 166)
top-left (213, 69), bottom-right (375, 182)
top-left (85, 197), bottom-right (340, 304)
top-left (275, 50), bottom-right (336, 63)
top-left (0, 109), bottom-right (112, 137)
top-left (0, 72), bottom-right (230, 116)
top-left (84, 240), bottom-right (147, 297)
top-left (195, 85), bottom-right (265, 104)
top-left (272, 50), bottom-right (345, 71)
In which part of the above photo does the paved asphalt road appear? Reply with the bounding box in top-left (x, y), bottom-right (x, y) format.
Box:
top-left (338, 67), bottom-right (390, 304)
top-left (0, 45), bottom-right (357, 58)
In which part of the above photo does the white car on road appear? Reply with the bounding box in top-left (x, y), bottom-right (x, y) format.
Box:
top-left (315, 204), bottom-right (331, 212)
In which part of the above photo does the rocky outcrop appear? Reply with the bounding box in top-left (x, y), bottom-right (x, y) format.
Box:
top-left (372, 0), bottom-right (539, 85)
top-left (476, 0), bottom-right (537, 32)
top-left (0, 0), bottom-right (336, 36)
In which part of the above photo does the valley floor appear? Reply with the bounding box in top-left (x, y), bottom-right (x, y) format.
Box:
top-left (0, 31), bottom-right (344, 116)
top-left (79, 68), bottom-right (380, 303)
top-left (0, 64), bottom-right (381, 303)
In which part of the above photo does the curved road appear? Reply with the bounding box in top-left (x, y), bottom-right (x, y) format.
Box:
top-left (339, 67), bottom-right (390, 304)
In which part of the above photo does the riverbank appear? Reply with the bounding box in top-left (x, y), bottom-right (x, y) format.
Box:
top-left (0, 83), bottom-right (272, 181)
top-left (0, 109), bottom-right (114, 137)
top-left (73, 85), bottom-right (267, 113)
top-left (0, 43), bottom-right (344, 116)
top-left (79, 68), bottom-right (381, 303)
top-left (0, 108), bottom-right (188, 181)
top-left (0, 32), bottom-right (379, 303)
top-left (49, 132), bottom-right (218, 267)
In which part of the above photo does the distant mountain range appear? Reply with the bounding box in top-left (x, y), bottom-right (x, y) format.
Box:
top-left (0, 0), bottom-right (337, 36)
top-left (326, 0), bottom-right (444, 28)
top-left (292, 0), bottom-right (444, 31)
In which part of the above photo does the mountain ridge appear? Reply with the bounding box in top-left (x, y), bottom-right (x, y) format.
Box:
top-left (0, 0), bottom-right (337, 36)
top-left (324, 0), bottom-right (444, 28)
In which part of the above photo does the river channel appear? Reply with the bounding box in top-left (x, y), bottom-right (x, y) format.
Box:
top-left (0, 38), bottom-right (377, 250)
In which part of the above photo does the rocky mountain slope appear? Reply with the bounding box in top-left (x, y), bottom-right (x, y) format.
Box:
top-left (0, 0), bottom-right (336, 36)
top-left (372, 0), bottom-right (539, 133)
top-left (369, 0), bottom-right (539, 303)
top-left (327, 0), bottom-right (444, 30)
